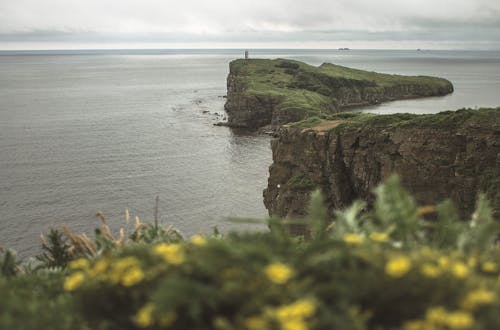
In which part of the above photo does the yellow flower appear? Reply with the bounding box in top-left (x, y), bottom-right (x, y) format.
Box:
top-left (438, 257), bottom-right (450, 270)
top-left (114, 256), bottom-right (139, 271)
top-left (445, 311), bottom-right (474, 329)
top-left (109, 256), bottom-right (140, 284)
top-left (245, 316), bottom-right (267, 330)
top-left (290, 299), bottom-right (316, 318)
top-left (134, 304), bottom-right (154, 328)
top-left (369, 232), bottom-right (389, 243)
top-left (89, 258), bottom-right (109, 277)
top-left (190, 234), bottom-right (207, 246)
top-left (426, 307), bottom-right (449, 325)
top-left (467, 257), bottom-right (477, 268)
top-left (68, 258), bottom-right (90, 270)
top-left (421, 264), bottom-right (441, 278)
top-left (482, 261), bottom-right (498, 273)
top-left (425, 307), bottom-right (474, 330)
top-left (64, 272), bottom-right (85, 291)
top-left (342, 233), bottom-right (364, 245)
top-left (281, 318), bottom-right (308, 330)
top-left (452, 262), bottom-right (469, 279)
top-left (276, 299), bottom-right (316, 321)
top-left (403, 320), bottom-right (426, 330)
top-left (462, 289), bottom-right (496, 310)
top-left (154, 243), bottom-right (186, 265)
top-left (121, 267), bottom-right (145, 287)
top-left (264, 262), bottom-right (294, 284)
top-left (385, 256), bottom-right (412, 278)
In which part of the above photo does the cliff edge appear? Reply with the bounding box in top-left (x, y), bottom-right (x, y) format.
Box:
top-left (263, 108), bottom-right (500, 218)
top-left (224, 59), bottom-right (453, 130)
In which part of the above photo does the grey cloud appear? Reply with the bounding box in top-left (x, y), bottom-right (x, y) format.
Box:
top-left (1, 0), bottom-right (499, 48)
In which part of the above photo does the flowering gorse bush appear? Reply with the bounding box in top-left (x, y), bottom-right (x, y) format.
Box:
top-left (2, 176), bottom-right (500, 330)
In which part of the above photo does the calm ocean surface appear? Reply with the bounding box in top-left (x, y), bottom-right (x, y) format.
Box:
top-left (1, 49), bottom-right (500, 257)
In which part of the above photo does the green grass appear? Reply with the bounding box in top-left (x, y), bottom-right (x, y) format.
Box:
top-left (287, 174), bottom-right (316, 190)
top-left (290, 117), bottom-right (324, 128)
top-left (342, 107), bottom-right (499, 130)
top-left (289, 108), bottom-right (499, 131)
top-left (319, 62), bottom-right (452, 88)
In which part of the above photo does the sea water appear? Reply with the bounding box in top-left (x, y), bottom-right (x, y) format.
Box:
top-left (1, 49), bottom-right (500, 257)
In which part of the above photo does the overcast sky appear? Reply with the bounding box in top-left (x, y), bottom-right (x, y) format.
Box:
top-left (1, 0), bottom-right (500, 50)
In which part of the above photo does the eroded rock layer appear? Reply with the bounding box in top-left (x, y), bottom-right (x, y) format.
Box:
top-left (263, 109), bottom-right (500, 218)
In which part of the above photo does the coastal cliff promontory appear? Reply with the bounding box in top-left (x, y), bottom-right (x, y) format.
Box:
top-left (263, 108), bottom-right (500, 218)
top-left (224, 59), bottom-right (453, 130)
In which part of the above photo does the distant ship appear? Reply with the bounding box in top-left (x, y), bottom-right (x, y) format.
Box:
top-left (338, 48), bottom-right (350, 51)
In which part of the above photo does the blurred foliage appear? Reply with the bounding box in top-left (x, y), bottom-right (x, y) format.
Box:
top-left (37, 228), bottom-right (72, 269)
top-left (0, 272), bottom-right (86, 330)
top-left (2, 175), bottom-right (500, 329)
top-left (0, 247), bottom-right (20, 277)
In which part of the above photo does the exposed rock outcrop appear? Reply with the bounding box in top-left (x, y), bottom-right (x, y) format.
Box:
top-left (263, 109), bottom-right (500, 218)
top-left (224, 59), bottom-right (454, 130)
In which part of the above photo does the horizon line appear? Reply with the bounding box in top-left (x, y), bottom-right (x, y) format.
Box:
top-left (1, 47), bottom-right (499, 52)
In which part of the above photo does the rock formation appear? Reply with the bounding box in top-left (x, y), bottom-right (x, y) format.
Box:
top-left (263, 109), bottom-right (500, 218)
top-left (224, 59), bottom-right (453, 130)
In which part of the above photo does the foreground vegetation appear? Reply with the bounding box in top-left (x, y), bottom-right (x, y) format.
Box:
top-left (1, 176), bottom-right (500, 329)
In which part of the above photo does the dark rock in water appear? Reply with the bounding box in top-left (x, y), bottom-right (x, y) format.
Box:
top-left (214, 122), bottom-right (229, 127)
top-left (202, 110), bottom-right (210, 114)
top-left (263, 108), bottom-right (500, 219)
top-left (258, 124), bottom-right (277, 136)
top-left (224, 59), bottom-right (454, 131)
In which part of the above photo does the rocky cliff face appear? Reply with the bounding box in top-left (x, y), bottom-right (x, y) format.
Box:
top-left (224, 71), bottom-right (283, 129)
top-left (263, 109), bottom-right (500, 218)
top-left (333, 83), bottom-right (453, 108)
top-left (224, 59), bottom-right (454, 130)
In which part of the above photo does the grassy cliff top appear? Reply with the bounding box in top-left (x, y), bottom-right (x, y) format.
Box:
top-left (229, 58), bottom-right (453, 116)
top-left (291, 108), bottom-right (500, 130)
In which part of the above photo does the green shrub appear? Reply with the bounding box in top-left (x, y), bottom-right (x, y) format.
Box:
top-left (2, 176), bottom-right (500, 329)
top-left (37, 228), bottom-right (72, 269)
top-left (0, 273), bottom-right (85, 330)
top-left (287, 174), bottom-right (316, 190)
top-left (0, 248), bottom-right (20, 277)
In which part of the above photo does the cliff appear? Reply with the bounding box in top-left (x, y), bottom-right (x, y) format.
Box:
top-left (263, 108), bottom-right (500, 218)
top-left (224, 59), bottom-right (454, 130)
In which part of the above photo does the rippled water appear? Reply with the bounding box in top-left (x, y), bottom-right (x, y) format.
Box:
top-left (1, 49), bottom-right (500, 257)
